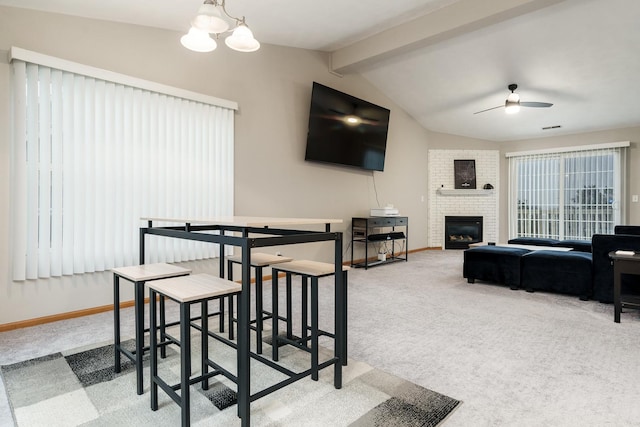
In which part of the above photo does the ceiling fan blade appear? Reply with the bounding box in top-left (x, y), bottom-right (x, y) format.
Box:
top-left (473, 105), bottom-right (504, 114)
top-left (520, 102), bottom-right (553, 108)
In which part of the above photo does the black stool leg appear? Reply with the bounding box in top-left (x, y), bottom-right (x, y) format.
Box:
top-left (150, 289), bottom-right (159, 411)
top-left (302, 276), bottom-right (309, 338)
top-left (272, 269), bottom-right (279, 361)
top-left (256, 267), bottom-right (264, 354)
top-left (219, 297), bottom-right (225, 333)
top-left (342, 270), bottom-right (348, 365)
top-left (334, 272), bottom-right (343, 389)
top-left (286, 273), bottom-right (293, 339)
top-left (180, 302), bottom-right (191, 427)
top-left (228, 294), bottom-right (235, 339)
top-left (113, 274), bottom-right (121, 374)
top-left (228, 260), bottom-right (235, 340)
top-left (201, 299), bottom-right (209, 390)
top-left (160, 295), bottom-right (167, 358)
top-left (311, 276), bottom-right (319, 381)
top-left (134, 280), bottom-right (145, 395)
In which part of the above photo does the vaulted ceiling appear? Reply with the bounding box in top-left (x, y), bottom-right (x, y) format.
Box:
top-left (2, 0), bottom-right (639, 141)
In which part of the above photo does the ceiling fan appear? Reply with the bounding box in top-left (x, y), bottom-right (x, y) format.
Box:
top-left (474, 83), bottom-right (553, 114)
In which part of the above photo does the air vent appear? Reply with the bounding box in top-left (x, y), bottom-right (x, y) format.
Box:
top-left (542, 125), bottom-right (561, 130)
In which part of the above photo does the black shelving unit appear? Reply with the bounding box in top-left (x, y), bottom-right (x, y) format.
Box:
top-left (351, 216), bottom-right (408, 269)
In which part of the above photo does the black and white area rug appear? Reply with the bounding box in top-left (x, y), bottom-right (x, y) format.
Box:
top-left (1, 336), bottom-right (460, 426)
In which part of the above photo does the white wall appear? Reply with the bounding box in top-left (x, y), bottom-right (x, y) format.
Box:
top-left (0, 6), bottom-right (437, 324)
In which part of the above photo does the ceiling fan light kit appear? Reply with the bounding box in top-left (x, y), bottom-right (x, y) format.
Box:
top-left (474, 83), bottom-right (553, 115)
top-left (182, 0), bottom-right (260, 53)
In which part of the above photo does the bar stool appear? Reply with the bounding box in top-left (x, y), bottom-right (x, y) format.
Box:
top-left (227, 252), bottom-right (293, 354)
top-left (148, 273), bottom-right (241, 427)
top-left (270, 260), bottom-right (349, 380)
top-left (112, 263), bottom-right (191, 395)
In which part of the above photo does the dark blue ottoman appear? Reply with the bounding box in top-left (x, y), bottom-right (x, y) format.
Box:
top-left (521, 250), bottom-right (593, 300)
top-left (463, 246), bottom-right (531, 289)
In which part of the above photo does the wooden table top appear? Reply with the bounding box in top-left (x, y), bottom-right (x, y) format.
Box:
top-left (141, 216), bottom-right (343, 227)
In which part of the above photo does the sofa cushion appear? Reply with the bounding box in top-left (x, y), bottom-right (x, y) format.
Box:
top-left (521, 250), bottom-right (593, 299)
top-left (556, 239), bottom-right (592, 253)
top-left (614, 225), bottom-right (640, 236)
top-left (508, 237), bottom-right (560, 247)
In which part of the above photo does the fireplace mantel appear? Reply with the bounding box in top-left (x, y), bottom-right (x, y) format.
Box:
top-left (437, 189), bottom-right (494, 196)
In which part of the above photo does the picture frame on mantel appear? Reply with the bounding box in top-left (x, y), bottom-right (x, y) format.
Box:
top-left (454, 159), bottom-right (476, 189)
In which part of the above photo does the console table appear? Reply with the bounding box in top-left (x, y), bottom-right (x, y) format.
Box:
top-left (351, 216), bottom-right (408, 269)
top-left (609, 250), bottom-right (640, 323)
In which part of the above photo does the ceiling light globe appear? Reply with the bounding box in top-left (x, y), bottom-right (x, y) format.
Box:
top-left (505, 103), bottom-right (520, 114)
top-left (507, 92), bottom-right (520, 103)
top-left (181, 27), bottom-right (217, 52)
top-left (225, 24), bottom-right (260, 52)
top-left (192, 3), bottom-right (230, 34)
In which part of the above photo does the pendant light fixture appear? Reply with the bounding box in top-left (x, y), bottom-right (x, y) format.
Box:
top-left (181, 0), bottom-right (260, 53)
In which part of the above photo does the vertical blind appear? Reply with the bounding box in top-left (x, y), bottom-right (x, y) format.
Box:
top-left (11, 58), bottom-right (234, 281)
top-left (507, 145), bottom-right (626, 240)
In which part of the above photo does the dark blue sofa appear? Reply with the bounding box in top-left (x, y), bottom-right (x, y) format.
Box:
top-left (466, 226), bottom-right (640, 302)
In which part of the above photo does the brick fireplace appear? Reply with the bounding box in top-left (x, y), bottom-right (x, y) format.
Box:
top-left (428, 149), bottom-right (499, 248)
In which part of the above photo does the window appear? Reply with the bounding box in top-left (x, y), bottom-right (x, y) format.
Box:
top-left (507, 143), bottom-right (628, 240)
top-left (10, 48), bottom-right (235, 280)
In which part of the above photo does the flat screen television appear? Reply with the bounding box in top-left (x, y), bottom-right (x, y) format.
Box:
top-left (304, 82), bottom-right (390, 172)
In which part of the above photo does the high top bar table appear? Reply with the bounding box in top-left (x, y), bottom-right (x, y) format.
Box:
top-left (139, 216), bottom-right (344, 427)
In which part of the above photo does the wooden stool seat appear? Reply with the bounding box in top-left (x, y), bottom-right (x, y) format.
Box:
top-left (227, 253), bottom-right (293, 354)
top-left (148, 274), bottom-right (241, 427)
top-left (112, 263), bottom-right (192, 282)
top-left (227, 252), bottom-right (294, 267)
top-left (112, 263), bottom-right (191, 395)
top-left (271, 260), bottom-right (349, 277)
top-left (271, 260), bottom-right (349, 381)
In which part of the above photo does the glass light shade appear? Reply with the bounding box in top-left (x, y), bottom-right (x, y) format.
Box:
top-left (181, 27), bottom-right (217, 52)
top-left (505, 101), bottom-right (520, 114)
top-left (225, 24), bottom-right (260, 52)
top-left (192, 3), bottom-right (230, 34)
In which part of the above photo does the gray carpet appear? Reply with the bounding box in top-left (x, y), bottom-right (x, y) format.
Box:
top-left (2, 250), bottom-right (640, 426)
top-left (1, 333), bottom-right (460, 426)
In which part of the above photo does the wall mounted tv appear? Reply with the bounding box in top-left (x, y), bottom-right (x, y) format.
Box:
top-left (304, 82), bottom-right (390, 172)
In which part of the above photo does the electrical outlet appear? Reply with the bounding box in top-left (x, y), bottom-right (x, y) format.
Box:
top-left (632, 195), bottom-right (639, 203)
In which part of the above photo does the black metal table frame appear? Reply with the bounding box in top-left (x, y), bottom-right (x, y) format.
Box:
top-left (139, 220), bottom-right (344, 427)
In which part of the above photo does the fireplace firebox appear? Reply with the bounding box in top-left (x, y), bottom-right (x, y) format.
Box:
top-left (445, 216), bottom-right (483, 249)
